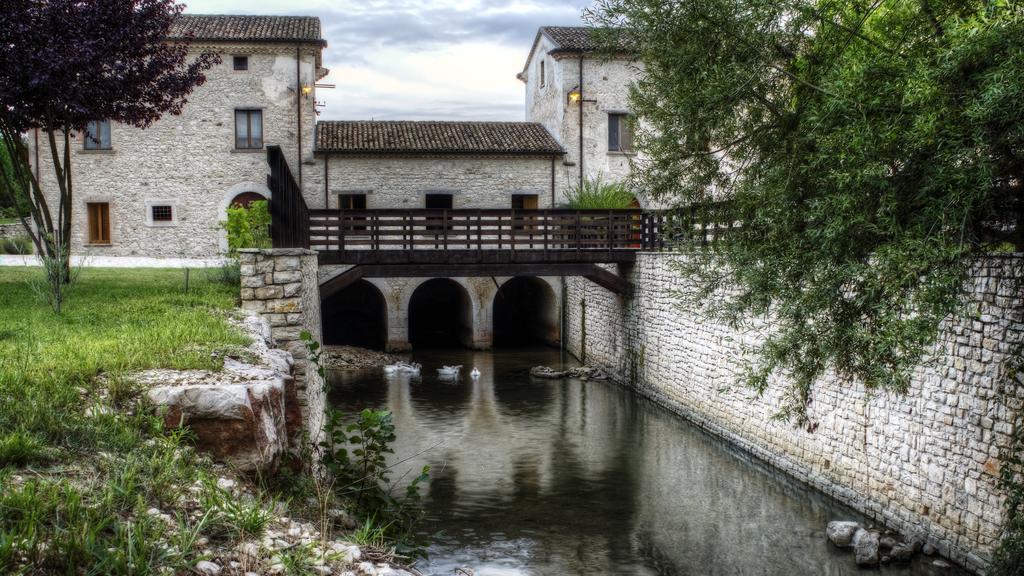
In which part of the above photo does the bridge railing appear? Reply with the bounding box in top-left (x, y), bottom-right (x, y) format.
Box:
top-left (267, 146), bottom-right (310, 249)
top-left (306, 209), bottom-right (661, 252)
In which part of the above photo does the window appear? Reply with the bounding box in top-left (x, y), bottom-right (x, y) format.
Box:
top-left (234, 109), bottom-right (263, 149)
top-left (512, 194), bottom-right (539, 233)
top-left (424, 193), bottom-right (453, 210)
top-left (424, 194), bottom-right (453, 234)
top-left (84, 120), bottom-right (111, 150)
top-left (151, 205), bottom-right (173, 222)
top-left (608, 113), bottom-right (634, 153)
top-left (511, 194), bottom-right (538, 210)
top-left (338, 194), bottom-right (367, 210)
top-left (339, 193), bottom-right (367, 231)
top-left (539, 60), bottom-right (545, 88)
top-left (233, 56), bottom-right (249, 71)
top-left (87, 202), bottom-right (110, 244)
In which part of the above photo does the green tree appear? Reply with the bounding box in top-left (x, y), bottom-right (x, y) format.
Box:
top-left (585, 0), bottom-right (1023, 423)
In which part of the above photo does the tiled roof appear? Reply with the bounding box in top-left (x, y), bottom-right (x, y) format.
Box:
top-left (170, 14), bottom-right (324, 44)
top-left (316, 121), bottom-right (565, 156)
top-left (541, 26), bottom-right (634, 53)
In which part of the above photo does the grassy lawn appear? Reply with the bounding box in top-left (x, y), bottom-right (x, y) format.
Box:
top-left (0, 267), bottom-right (267, 573)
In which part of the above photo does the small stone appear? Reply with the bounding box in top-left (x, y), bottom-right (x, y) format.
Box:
top-left (216, 478), bottom-right (236, 491)
top-left (889, 542), bottom-right (917, 563)
top-left (852, 529), bottom-right (880, 566)
top-left (236, 540), bottom-right (260, 560)
top-left (923, 543), bottom-right (937, 556)
top-left (879, 535), bottom-right (898, 549)
top-left (311, 566), bottom-right (333, 575)
top-left (933, 558), bottom-right (952, 568)
top-left (195, 536), bottom-right (209, 547)
top-left (146, 507), bottom-right (162, 517)
top-left (195, 560), bottom-right (221, 576)
top-left (825, 521), bottom-right (860, 548)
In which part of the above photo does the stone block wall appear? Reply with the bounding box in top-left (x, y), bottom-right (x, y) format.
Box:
top-left (239, 248), bottom-right (325, 451)
top-left (0, 221), bottom-right (28, 241)
top-left (565, 253), bottom-right (1023, 572)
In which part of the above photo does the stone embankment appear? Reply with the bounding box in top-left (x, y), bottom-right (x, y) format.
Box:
top-left (566, 253), bottom-right (1023, 573)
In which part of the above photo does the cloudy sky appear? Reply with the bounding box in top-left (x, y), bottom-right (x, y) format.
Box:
top-left (183, 0), bottom-right (591, 121)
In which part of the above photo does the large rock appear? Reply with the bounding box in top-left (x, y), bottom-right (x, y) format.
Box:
top-left (852, 529), bottom-right (881, 566)
top-left (826, 521), bottom-right (861, 548)
top-left (139, 315), bottom-right (295, 473)
top-left (147, 376), bottom-right (289, 473)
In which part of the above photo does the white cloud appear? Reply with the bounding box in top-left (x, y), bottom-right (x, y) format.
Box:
top-left (181, 0), bottom-right (588, 120)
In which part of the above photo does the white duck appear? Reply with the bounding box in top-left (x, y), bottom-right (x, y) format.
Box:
top-left (436, 365), bottom-right (462, 380)
top-left (470, 367), bottom-right (481, 379)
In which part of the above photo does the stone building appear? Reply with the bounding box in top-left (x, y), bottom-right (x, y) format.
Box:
top-left (518, 26), bottom-right (644, 203)
top-left (27, 15), bottom-right (326, 262)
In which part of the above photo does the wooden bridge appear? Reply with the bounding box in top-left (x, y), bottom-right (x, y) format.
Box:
top-left (267, 146), bottom-right (667, 295)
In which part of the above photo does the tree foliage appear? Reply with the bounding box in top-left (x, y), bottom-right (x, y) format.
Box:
top-left (0, 0), bottom-right (218, 261)
top-left (586, 0), bottom-right (1023, 422)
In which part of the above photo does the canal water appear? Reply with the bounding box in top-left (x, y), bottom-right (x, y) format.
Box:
top-left (328, 348), bottom-right (963, 576)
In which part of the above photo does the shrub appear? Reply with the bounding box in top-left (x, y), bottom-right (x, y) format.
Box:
top-left (320, 409), bottom-right (429, 558)
top-left (563, 176), bottom-right (637, 209)
top-left (0, 235), bottom-right (32, 255)
top-left (221, 200), bottom-right (270, 257)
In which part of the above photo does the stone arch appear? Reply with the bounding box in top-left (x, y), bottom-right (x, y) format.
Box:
top-left (217, 181), bottom-right (272, 253)
top-left (321, 279), bottom-right (388, 350)
top-left (407, 278), bottom-right (475, 349)
top-left (492, 276), bottom-right (560, 347)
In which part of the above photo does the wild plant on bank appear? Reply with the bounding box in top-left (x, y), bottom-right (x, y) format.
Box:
top-left (29, 235), bottom-right (80, 314)
top-left (299, 331), bottom-right (430, 559)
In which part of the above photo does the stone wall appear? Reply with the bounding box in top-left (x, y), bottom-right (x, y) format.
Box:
top-left (565, 253), bottom-right (1023, 572)
top-left (302, 155), bottom-right (559, 211)
top-left (239, 248), bottom-right (325, 450)
top-left (0, 221), bottom-right (28, 241)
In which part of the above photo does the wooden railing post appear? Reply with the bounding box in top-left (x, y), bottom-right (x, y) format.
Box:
top-left (442, 209), bottom-right (448, 250)
top-left (339, 207), bottom-right (345, 251)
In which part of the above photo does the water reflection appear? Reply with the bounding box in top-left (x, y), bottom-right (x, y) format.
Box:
top-left (328, 349), bottom-right (963, 576)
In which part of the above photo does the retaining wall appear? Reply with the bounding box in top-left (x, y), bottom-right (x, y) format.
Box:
top-left (565, 253), bottom-right (1023, 572)
top-left (239, 248), bottom-right (326, 451)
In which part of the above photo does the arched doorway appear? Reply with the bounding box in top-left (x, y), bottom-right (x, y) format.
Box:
top-left (322, 280), bottom-right (387, 350)
top-left (493, 277), bottom-right (558, 347)
top-left (408, 279), bottom-right (473, 349)
top-left (229, 191), bottom-right (266, 208)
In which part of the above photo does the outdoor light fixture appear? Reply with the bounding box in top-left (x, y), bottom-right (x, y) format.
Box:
top-left (302, 84), bottom-right (313, 95)
top-left (567, 85), bottom-right (595, 104)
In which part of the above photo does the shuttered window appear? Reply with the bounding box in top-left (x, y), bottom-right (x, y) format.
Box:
top-left (87, 202), bottom-right (110, 244)
top-left (235, 109), bottom-right (263, 149)
top-left (608, 113), bottom-right (634, 153)
top-left (84, 120), bottom-right (111, 150)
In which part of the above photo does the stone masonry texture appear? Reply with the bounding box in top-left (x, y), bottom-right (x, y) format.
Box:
top-left (239, 248), bottom-right (325, 450)
top-left (565, 253), bottom-right (1023, 573)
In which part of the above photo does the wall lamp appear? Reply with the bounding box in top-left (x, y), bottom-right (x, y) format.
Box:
top-left (567, 86), bottom-right (596, 104)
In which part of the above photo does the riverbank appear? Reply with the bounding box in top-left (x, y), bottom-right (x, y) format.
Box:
top-left (565, 253), bottom-right (1024, 572)
top-left (0, 267), bottom-right (420, 574)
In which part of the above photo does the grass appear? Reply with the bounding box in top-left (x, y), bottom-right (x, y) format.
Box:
top-left (0, 266), bottom-right (254, 574)
top-left (563, 176), bottom-right (638, 209)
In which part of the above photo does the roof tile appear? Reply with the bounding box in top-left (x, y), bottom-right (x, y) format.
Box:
top-left (316, 121), bottom-right (565, 156)
top-left (170, 14), bottom-right (323, 44)
top-left (541, 26), bottom-right (634, 53)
